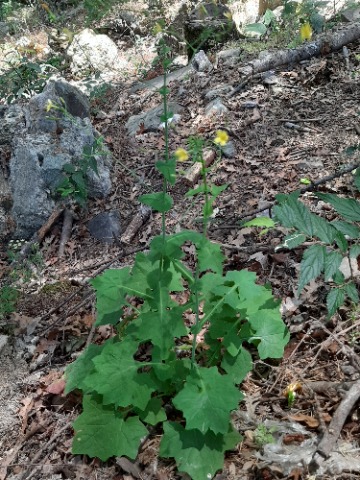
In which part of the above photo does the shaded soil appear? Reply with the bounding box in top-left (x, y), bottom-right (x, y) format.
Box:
top-left (1, 16), bottom-right (360, 480)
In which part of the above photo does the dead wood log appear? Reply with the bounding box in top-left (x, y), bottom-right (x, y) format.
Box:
top-left (180, 149), bottom-right (216, 187)
top-left (310, 377), bottom-right (360, 469)
top-left (121, 204), bottom-right (152, 245)
top-left (58, 208), bottom-right (73, 257)
top-left (234, 22), bottom-right (360, 79)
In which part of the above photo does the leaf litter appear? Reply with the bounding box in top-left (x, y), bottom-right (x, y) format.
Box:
top-left (1, 23), bottom-right (360, 480)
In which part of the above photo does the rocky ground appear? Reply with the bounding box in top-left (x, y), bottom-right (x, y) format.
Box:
top-left (1, 5), bottom-right (360, 480)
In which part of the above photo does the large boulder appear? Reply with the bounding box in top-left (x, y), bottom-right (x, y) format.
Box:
top-left (67, 28), bottom-right (131, 78)
top-left (185, 1), bottom-right (236, 56)
top-left (0, 79), bottom-right (112, 240)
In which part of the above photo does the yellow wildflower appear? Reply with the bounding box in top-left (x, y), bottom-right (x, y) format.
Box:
top-left (300, 22), bottom-right (312, 41)
top-left (174, 148), bottom-right (189, 162)
top-left (214, 130), bottom-right (229, 146)
top-left (45, 99), bottom-right (55, 112)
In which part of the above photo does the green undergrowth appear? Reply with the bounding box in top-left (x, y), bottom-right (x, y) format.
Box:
top-left (65, 39), bottom-right (289, 480)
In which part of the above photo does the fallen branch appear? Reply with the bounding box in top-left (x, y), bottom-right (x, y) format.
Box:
top-left (234, 22), bottom-right (360, 80)
top-left (58, 208), bottom-right (73, 257)
top-left (121, 204), bottom-right (152, 244)
top-left (18, 206), bottom-right (64, 260)
top-left (311, 378), bottom-right (360, 468)
top-left (180, 149), bottom-right (216, 187)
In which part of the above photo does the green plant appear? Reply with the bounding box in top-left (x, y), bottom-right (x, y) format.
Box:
top-left (0, 56), bottom-right (57, 104)
top-left (245, 0), bottom-right (328, 45)
top-left (7, 240), bottom-right (43, 283)
top-left (0, 285), bottom-right (19, 319)
top-left (65, 39), bottom-right (289, 480)
top-left (56, 138), bottom-right (103, 207)
top-left (45, 99), bottom-right (102, 207)
top-left (0, 0), bottom-right (19, 21)
top-left (254, 424), bottom-right (277, 447)
top-left (273, 183), bottom-right (360, 317)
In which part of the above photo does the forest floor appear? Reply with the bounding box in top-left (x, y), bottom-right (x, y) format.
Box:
top-left (1, 12), bottom-right (360, 480)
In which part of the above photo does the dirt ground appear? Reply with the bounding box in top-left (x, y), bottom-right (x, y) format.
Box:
top-left (1, 13), bottom-right (360, 480)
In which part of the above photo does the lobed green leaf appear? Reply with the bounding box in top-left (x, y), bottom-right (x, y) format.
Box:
top-left (173, 366), bottom-right (242, 434)
top-left (160, 422), bottom-right (241, 480)
top-left (72, 395), bottom-right (148, 461)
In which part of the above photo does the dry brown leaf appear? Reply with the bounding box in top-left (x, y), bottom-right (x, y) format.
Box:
top-left (46, 378), bottom-right (66, 395)
top-left (288, 413), bottom-right (319, 428)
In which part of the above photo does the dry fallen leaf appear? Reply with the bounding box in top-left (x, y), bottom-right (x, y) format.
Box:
top-left (46, 378), bottom-right (66, 395)
top-left (288, 413), bottom-right (319, 428)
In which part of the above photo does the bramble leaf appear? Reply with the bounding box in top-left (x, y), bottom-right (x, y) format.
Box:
top-left (298, 244), bottom-right (326, 293)
top-left (316, 193), bottom-right (360, 222)
top-left (280, 232), bottom-right (307, 249)
top-left (173, 367), bottom-right (242, 434)
top-left (324, 251), bottom-right (343, 281)
top-left (274, 193), bottom-right (337, 243)
top-left (350, 244), bottom-right (360, 259)
top-left (72, 395), bottom-right (147, 461)
top-left (332, 221), bottom-right (360, 239)
top-left (327, 287), bottom-right (345, 317)
top-left (344, 282), bottom-right (359, 303)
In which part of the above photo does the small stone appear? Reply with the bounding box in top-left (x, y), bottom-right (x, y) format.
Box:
top-left (341, 365), bottom-right (356, 376)
top-left (192, 50), bottom-right (213, 73)
top-left (87, 211), bottom-right (121, 244)
top-left (241, 101), bottom-right (259, 109)
top-left (221, 140), bottom-right (236, 159)
top-left (95, 110), bottom-right (108, 120)
top-left (0, 335), bottom-right (9, 355)
top-left (205, 98), bottom-right (228, 117)
top-left (341, 6), bottom-right (360, 22)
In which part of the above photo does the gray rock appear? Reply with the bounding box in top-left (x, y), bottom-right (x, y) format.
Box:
top-left (204, 84), bottom-right (233, 100)
top-left (221, 140), bottom-right (236, 159)
top-left (205, 97), bottom-right (228, 117)
top-left (192, 50), bottom-right (213, 72)
top-left (0, 335), bottom-right (9, 355)
top-left (87, 211), bottom-right (121, 243)
top-left (216, 48), bottom-right (242, 67)
top-left (296, 158), bottom-right (324, 171)
top-left (0, 105), bottom-right (26, 145)
top-left (341, 6), bottom-right (360, 22)
top-left (0, 21), bottom-right (10, 36)
top-left (1, 78), bottom-right (112, 240)
top-left (228, 0), bottom-right (258, 35)
top-left (185, 2), bottom-right (235, 53)
top-left (67, 28), bottom-right (129, 78)
top-left (125, 102), bottom-right (183, 136)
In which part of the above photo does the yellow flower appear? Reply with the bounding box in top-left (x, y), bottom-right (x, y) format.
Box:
top-left (300, 22), bottom-right (312, 41)
top-left (45, 99), bottom-right (54, 112)
top-left (174, 148), bottom-right (189, 162)
top-left (214, 130), bottom-right (229, 146)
